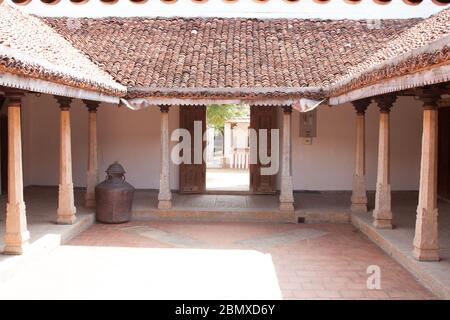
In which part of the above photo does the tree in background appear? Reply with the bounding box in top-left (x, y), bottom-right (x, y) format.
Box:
top-left (207, 104), bottom-right (249, 133)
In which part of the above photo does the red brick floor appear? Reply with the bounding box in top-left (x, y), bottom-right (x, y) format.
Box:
top-left (69, 221), bottom-right (436, 300)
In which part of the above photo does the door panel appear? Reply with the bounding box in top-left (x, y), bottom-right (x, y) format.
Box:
top-left (438, 107), bottom-right (450, 199)
top-left (179, 105), bottom-right (206, 193)
top-left (250, 105), bottom-right (277, 194)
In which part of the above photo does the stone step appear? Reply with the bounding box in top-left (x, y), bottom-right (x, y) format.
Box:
top-left (131, 208), bottom-right (350, 224)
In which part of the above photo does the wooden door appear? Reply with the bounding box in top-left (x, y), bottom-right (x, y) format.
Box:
top-left (179, 105), bottom-right (206, 193)
top-left (250, 105), bottom-right (278, 194)
top-left (438, 107), bottom-right (450, 200)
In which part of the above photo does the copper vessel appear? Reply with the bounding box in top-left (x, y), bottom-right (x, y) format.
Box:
top-left (95, 162), bottom-right (135, 223)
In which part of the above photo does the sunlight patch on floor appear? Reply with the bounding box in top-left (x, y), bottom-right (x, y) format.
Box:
top-left (206, 168), bottom-right (249, 191)
top-left (0, 245), bottom-right (282, 300)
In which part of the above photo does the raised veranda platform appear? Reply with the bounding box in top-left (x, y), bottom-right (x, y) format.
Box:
top-left (351, 191), bottom-right (450, 299)
top-left (132, 190), bottom-right (351, 223)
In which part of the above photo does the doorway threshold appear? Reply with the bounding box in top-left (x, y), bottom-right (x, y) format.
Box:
top-left (204, 190), bottom-right (251, 196)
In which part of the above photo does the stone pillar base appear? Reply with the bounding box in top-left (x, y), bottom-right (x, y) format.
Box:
top-left (56, 213), bottom-right (77, 225)
top-left (3, 231), bottom-right (30, 255)
top-left (351, 203), bottom-right (367, 213)
top-left (57, 183), bottom-right (76, 224)
top-left (280, 175), bottom-right (294, 212)
top-left (4, 202), bottom-right (30, 255)
top-left (413, 246), bottom-right (439, 261)
top-left (279, 201), bottom-right (294, 211)
top-left (373, 183), bottom-right (392, 228)
top-left (3, 243), bottom-right (30, 255)
top-left (373, 218), bottom-right (393, 229)
top-left (351, 174), bottom-right (367, 213)
top-left (158, 200), bottom-right (172, 210)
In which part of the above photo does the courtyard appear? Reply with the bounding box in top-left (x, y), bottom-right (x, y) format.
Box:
top-left (0, 187), bottom-right (448, 300)
top-left (0, 220), bottom-right (435, 300)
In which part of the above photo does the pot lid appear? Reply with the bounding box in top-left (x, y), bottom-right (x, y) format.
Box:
top-left (106, 161), bottom-right (126, 175)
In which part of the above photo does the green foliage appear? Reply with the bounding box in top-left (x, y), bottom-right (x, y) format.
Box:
top-left (207, 104), bottom-right (249, 132)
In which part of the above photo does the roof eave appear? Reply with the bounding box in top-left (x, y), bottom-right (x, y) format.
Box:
top-left (0, 71), bottom-right (122, 103)
top-left (122, 87), bottom-right (325, 109)
top-left (328, 63), bottom-right (450, 105)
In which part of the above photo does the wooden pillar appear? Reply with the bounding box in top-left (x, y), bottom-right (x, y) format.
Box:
top-left (3, 91), bottom-right (29, 254)
top-left (373, 94), bottom-right (396, 229)
top-left (351, 98), bottom-right (371, 212)
top-left (158, 105), bottom-right (172, 209)
top-left (83, 100), bottom-right (99, 208)
top-left (413, 91), bottom-right (440, 261)
top-left (55, 96), bottom-right (76, 224)
top-left (279, 105), bottom-right (294, 211)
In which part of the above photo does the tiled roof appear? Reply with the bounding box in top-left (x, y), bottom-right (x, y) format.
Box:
top-left (327, 7), bottom-right (450, 97)
top-left (45, 16), bottom-right (419, 99)
top-left (0, 4), bottom-right (125, 96)
top-left (1, 3), bottom-right (448, 102)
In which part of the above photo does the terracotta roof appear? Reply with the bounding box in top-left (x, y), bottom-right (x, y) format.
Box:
top-left (45, 16), bottom-right (419, 100)
top-left (2, 4), bottom-right (447, 103)
top-left (327, 7), bottom-right (450, 97)
top-left (0, 4), bottom-right (125, 97)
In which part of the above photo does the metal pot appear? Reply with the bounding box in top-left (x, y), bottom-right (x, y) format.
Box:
top-left (95, 162), bottom-right (135, 223)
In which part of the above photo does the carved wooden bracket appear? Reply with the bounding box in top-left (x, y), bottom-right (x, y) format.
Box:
top-left (374, 94), bottom-right (396, 113)
top-left (83, 99), bottom-right (100, 112)
top-left (352, 97), bottom-right (371, 115)
top-left (159, 105), bottom-right (170, 113)
top-left (282, 105), bottom-right (293, 114)
top-left (415, 88), bottom-right (442, 110)
top-left (54, 95), bottom-right (73, 111)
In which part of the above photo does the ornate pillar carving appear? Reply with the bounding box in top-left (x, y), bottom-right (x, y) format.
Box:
top-left (158, 105), bottom-right (172, 209)
top-left (413, 90), bottom-right (441, 261)
top-left (55, 96), bottom-right (76, 224)
top-left (279, 105), bottom-right (294, 211)
top-left (3, 91), bottom-right (29, 254)
top-left (373, 94), bottom-right (396, 229)
top-left (351, 98), bottom-right (371, 212)
top-left (83, 100), bottom-right (99, 208)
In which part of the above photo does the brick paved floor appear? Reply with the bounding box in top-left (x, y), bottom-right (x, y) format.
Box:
top-left (63, 221), bottom-right (435, 300)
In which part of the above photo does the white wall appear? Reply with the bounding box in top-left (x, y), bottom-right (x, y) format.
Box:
top-left (21, 94), bottom-right (180, 190)
top-left (291, 97), bottom-right (422, 191)
top-left (21, 94), bottom-right (423, 191)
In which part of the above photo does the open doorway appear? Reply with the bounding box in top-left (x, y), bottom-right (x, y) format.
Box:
top-left (205, 104), bottom-right (250, 192)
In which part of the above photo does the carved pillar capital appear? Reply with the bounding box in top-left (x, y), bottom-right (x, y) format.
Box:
top-left (374, 94), bottom-right (396, 113)
top-left (54, 96), bottom-right (73, 111)
top-left (4, 90), bottom-right (24, 106)
top-left (83, 100), bottom-right (100, 113)
top-left (416, 88), bottom-right (441, 110)
top-left (159, 105), bottom-right (170, 113)
top-left (352, 98), bottom-right (371, 115)
top-left (282, 105), bottom-right (293, 114)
